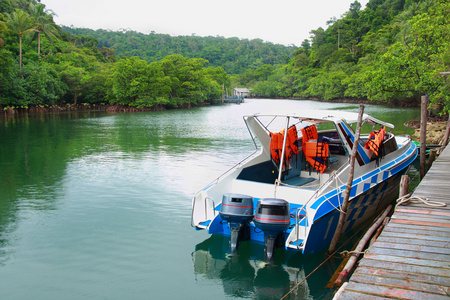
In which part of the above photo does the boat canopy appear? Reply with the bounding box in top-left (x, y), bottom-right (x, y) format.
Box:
top-left (247, 110), bottom-right (395, 128)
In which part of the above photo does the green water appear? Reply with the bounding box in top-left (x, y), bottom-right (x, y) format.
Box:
top-left (0, 99), bottom-right (419, 299)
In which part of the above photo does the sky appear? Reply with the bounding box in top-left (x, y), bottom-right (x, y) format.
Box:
top-left (41, 0), bottom-right (370, 46)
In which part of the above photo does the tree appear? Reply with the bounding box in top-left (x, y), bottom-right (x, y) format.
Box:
top-left (28, 3), bottom-right (60, 55)
top-left (160, 54), bottom-right (209, 106)
top-left (112, 56), bottom-right (171, 107)
top-left (4, 9), bottom-right (36, 69)
top-left (366, 0), bottom-right (450, 109)
top-left (15, 61), bottom-right (65, 106)
top-left (48, 49), bottom-right (100, 104)
top-left (0, 49), bottom-right (18, 106)
top-left (300, 39), bottom-right (311, 55)
top-left (349, 1), bottom-right (362, 18)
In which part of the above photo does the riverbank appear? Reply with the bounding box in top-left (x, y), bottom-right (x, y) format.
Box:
top-left (2, 104), bottom-right (168, 115)
top-left (1, 102), bottom-right (204, 115)
top-left (404, 118), bottom-right (449, 144)
top-left (3, 101), bottom-right (448, 145)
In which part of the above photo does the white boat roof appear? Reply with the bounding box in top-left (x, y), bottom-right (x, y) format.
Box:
top-left (248, 109), bottom-right (394, 128)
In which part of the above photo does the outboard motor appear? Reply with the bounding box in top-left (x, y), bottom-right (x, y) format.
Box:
top-left (219, 193), bottom-right (254, 254)
top-left (254, 198), bottom-right (290, 262)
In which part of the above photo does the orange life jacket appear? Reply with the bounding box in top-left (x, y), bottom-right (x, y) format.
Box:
top-left (303, 141), bottom-right (329, 173)
top-left (301, 124), bottom-right (329, 173)
top-left (303, 141), bottom-right (329, 158)
top-left (270, 132), bottom-right (282, 164)
top-left (301, 125), bottom-right (318, 144)
top-left (365, 126), bottom-right (385, 156)
top-left (305, 156), bottom-right (327, 174)
top-left (270, 125), bottom-right (299, 166)
top-left (288, 125), bottom-right (299, 154)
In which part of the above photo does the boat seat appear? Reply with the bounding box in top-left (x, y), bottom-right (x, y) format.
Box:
top-left (283, 176), bottom-right (315, 187)
top-left (329, 156), bottom-right (339, 164)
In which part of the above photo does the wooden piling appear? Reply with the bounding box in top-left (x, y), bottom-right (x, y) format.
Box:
top-left (399, 175), bottom-right (409, 198)
top-left (427, 149), bottom-right (437, 171)
top-left (420, 95), bottom-right (427, 179)
top-left (334, 205), bottom-right (392, 287)
top-left (328, 104), bottom-right (364, 254)
top-left (443, 114), bottom-right (450, 148)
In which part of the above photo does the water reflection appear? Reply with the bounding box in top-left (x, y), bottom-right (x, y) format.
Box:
top-left (192, 235), bottom-right (311, 299)
top-left (0, 100), bottom-right (421, 299)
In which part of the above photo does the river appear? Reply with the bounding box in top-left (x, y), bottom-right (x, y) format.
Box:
top-left (0, 99), bottom-right (419, 299)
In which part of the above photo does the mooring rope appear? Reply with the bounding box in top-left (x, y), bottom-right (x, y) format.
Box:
top-left (396, 193), bottom-right (446, 208)
top-left (280, 219), bottom-right (371, 300)
top-left (339, 249), bottom-right (368, 258)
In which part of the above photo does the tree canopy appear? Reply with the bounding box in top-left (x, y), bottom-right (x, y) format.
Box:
top-left (1, 0), bottom-right (449, 114)
top-left (62, 27), bottom-right (296, 75)
top-left (248, 0), bottom-right (449, 113)
top-left (0, 0), bottom-right (230, 110)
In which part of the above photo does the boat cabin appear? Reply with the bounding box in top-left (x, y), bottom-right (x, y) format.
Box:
top-left (237, 111), bottom-right (398, 189)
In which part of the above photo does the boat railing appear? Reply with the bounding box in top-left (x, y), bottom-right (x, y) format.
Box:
top-left (308, 162), bottom-right (350, 202)
top-left (294, 204), bottom-right (308, 249)
top-left (191, 193), bottom-right (216, 227)
top-left (203, 149), bottom-right (259, 189)
top-left (205, 196), bottom-right (216, 220)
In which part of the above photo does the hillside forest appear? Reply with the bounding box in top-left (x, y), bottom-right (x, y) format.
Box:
top-left (0, 0), bottom-right (449, 113)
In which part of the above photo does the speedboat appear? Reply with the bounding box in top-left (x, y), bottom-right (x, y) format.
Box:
top-left (191, 110), bottom-right (417, 258)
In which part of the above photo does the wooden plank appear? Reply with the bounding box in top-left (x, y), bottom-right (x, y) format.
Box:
top-left (339, 290), bottom-right (392, 300)
top-left (393, 212), bottom-right (450, 220)
top-left (349, 274), bottom-right (449, 296)
top-left (414, 181), bottom-right (450, 188)
top-left (390, 218), bottom-right (450, 228)
top-left (364, 253), bottom-right (449, 269)
top-left (394, 208), bottom-right (450, 217)
top-left (368, 246), bottom-right (450, 261)
top-left (353, 267), bottom-right (450, 286)
top-left (371, 241), bottom-right (450, 255)
top-left (344, 282), bottom-right (449, 299)
top-left (382, 224), bottom-right (450, 236)
top-left (415, 179), bottom-right (450, 186)
top-left (414, 189), bottom-right (450, 194)
top-left (378, 231), bottom-right (450, 242)
top-left (391, 214), bottom-right (450, 223)
top-left (399, 201), bottom-right (450, 209)
top-left (384, 221), bottom-right (450, 232)
top-left (358, 258), bottom-right (450, 277)
top-left (375, 236), bottom-right (450, 248)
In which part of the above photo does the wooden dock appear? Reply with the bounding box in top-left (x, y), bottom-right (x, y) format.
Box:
top-left (336, 145), bottom-right (450, 299)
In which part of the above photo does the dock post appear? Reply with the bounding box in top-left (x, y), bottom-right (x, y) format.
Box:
top-left (442, 114), bottom-right (450, 148)
top-left (420, 95), bottom-right (428, 179)
top-left (427, 149), bottom-right (437, 171)
top-left (399, 175), bottom-right (409, 198)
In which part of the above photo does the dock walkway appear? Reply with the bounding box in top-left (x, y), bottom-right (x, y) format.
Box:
top-left (337, 145), bottom-right (450, 299)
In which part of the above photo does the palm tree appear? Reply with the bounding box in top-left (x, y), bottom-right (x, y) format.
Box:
top-left (28, 3), bottom-right (60, 55)
top-left (5, 9), bottom-right (36, 69)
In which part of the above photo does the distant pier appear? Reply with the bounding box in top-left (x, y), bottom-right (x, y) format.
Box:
top-left (337, 145), bottom-right (450, 299)
top-left (219, 96), bottom-right (244, 104)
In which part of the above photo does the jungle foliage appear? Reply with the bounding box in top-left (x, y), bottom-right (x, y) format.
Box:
top-left (1, 0), bottom-right (449, 113)
top-left (0, 0), bottom-right (230, 109)
top-left (248, 0), bottom-right (450, 112)
top-left (62, 27), bottom-right (296, 75)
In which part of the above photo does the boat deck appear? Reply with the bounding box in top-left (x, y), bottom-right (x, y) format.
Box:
top-left (337, 145), bottom-right (450, 299)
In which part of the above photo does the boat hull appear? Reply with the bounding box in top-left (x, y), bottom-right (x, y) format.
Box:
top-left (301, 170), bottom-right (404, 254)
top-left (203, 144), bottom-right (416, 254)
top-left (206, 166), bottom-right (408, 253)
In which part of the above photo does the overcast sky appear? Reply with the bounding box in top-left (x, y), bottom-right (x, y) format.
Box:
top-left (41, 0), bottom-right (370, 46)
